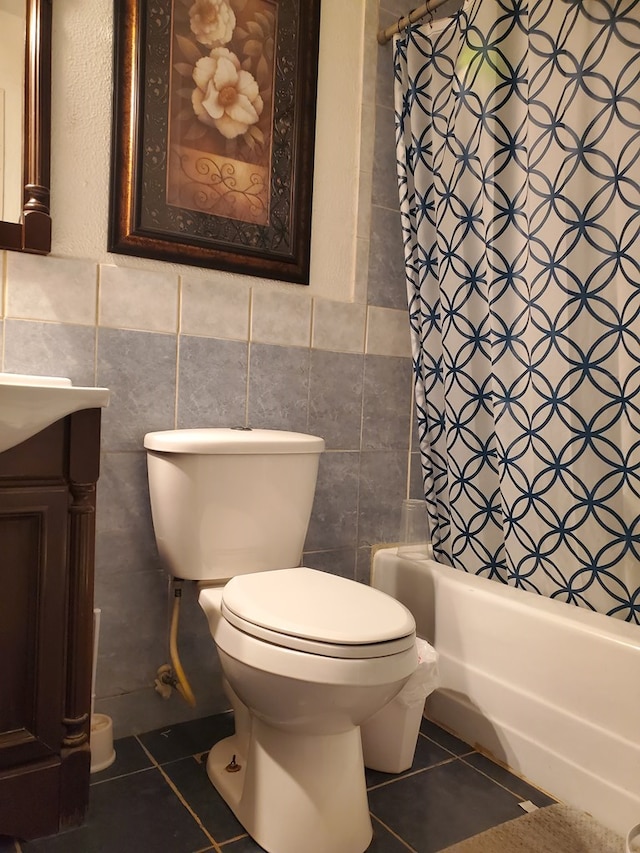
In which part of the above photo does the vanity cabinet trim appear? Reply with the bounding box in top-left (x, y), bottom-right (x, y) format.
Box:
top-left (0, 408), bottom-right (102, 839)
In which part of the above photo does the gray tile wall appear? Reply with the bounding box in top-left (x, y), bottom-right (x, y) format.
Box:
top-left (0, 0), bottom-right (425, 737)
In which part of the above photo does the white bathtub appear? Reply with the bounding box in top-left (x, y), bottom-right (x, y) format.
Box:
top-left (371, 547), bottom-right (640, 837)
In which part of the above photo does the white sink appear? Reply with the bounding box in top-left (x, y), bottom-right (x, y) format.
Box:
top-left (0, 373), bottom-right (111, 453)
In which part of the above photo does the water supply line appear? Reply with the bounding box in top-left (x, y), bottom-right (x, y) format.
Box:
top-left (167, 579), bottom-right (196, 707)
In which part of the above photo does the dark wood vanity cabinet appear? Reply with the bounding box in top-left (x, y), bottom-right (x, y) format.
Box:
top-left (0, 409), bottom-right (102, 840)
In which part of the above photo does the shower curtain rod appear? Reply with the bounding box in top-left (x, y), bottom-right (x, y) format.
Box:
top-left (377, 0), bottom-right (451, 45)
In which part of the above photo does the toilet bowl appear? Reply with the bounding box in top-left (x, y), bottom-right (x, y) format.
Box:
top-left (199, 568), bottom-right (417, 853)
top-left (144, 428), bottom-right (418, 853)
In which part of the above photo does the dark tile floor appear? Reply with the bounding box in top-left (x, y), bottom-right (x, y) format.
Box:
top-left (1, 713), bottom-right (556, 853)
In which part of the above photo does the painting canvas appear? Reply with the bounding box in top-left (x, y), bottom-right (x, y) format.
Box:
top-left (109, 0), bottom-right (321, 283)
top-left (168, 0), bottom-right (276, 226)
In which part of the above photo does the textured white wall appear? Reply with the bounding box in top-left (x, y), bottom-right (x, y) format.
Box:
top-left (50, 0), bottom-right (364, 301)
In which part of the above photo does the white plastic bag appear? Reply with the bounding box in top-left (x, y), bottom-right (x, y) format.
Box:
top-left (360, 638), bottom-right (439, 773)
top-left (395, 637), bottom-right (439, 708)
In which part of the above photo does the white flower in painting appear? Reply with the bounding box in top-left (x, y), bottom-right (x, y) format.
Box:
top-left (192, 47), bottom-right (264, 139)
top-left (189, 0), bottom-right (236, 47)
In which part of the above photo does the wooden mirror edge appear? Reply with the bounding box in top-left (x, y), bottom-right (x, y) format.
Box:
top-left (0, 0), bottom-right (52, 255)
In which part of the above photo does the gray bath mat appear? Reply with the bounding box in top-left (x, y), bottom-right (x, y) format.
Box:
top-left (439, 804), bottom-right (626, 853)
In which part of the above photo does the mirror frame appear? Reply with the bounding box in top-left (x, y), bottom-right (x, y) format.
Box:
top-left (0, 0), bottom-right (51, 254)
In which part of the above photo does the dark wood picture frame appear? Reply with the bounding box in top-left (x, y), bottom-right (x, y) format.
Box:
top-left (109, 0), bottom-right (321, 284)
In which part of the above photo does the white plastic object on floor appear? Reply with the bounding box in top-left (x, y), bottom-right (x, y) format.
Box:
top-left (90, 713), bottom-right (115, 773)
top-left (360, 638), bottom-right (439, 773)
top-left (89, 608), bottom-right (116, 773)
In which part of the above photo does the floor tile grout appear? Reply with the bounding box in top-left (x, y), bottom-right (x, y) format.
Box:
top-left (367, 754), bottom-right (459, 791)
top-left (371, 812), bottom-right (418, 852)
top-left (458, 753), bottom-right (557, 807)
top-left (135, 737), bottom-right (224, 853)
top-left (418, 730), bottom-right (476, 759)
top-left (459, 754), bottom-right (530, 802)
top-left (89, 764), bottom-right (154, 787)
top-left (5, 713), bottom-right (557, 853)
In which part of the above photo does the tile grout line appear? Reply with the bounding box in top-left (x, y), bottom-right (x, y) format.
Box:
top-left (90, 764), bottom-right (158, 787)
top-left (420, 727), bottom-right (476, 749)
top-left (367, 753), bottom-right (459, 791)
top-left (458, 754), bottom-right (552, 806)
top-left (218, 832), bottom-right (253, 848)
top-left (370, 812), bottom-right (418, 852)
top-left (134, 737), bottom-right (223, 853)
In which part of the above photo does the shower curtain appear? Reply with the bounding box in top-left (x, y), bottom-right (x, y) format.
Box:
top-left (394, 0), bottom-right (640, 621)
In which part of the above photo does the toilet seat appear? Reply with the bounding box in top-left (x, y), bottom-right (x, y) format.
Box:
top-left (217, 567), bottom-right (416, 659)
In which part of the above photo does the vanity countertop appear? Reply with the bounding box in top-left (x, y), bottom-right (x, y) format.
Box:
top-left (0, 372), bottom-right (110, 453)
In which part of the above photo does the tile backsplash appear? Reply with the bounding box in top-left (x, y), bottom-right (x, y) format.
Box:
top-left (0, 255), bottom-right (419, 737)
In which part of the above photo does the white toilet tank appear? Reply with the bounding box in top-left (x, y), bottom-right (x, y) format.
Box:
top-left (144, 428), bottom-right (325, 581)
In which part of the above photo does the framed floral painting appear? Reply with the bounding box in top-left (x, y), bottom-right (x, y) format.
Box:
top-left (109, 0), bottom-right (321, 284)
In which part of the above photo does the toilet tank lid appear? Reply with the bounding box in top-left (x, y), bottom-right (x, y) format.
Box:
top-left (144, 428), bottom-right (325, 454)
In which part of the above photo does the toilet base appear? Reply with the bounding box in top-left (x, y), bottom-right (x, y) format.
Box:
top-left (206, 718), bottom-right (373, 853)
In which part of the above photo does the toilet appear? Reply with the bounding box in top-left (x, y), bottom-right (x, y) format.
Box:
top-left (144, 427), bottom-right (417, 853)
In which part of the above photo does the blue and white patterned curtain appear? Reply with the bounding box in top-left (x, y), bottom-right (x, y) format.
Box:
top-left (394, 0), bottom-right (640, 621)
